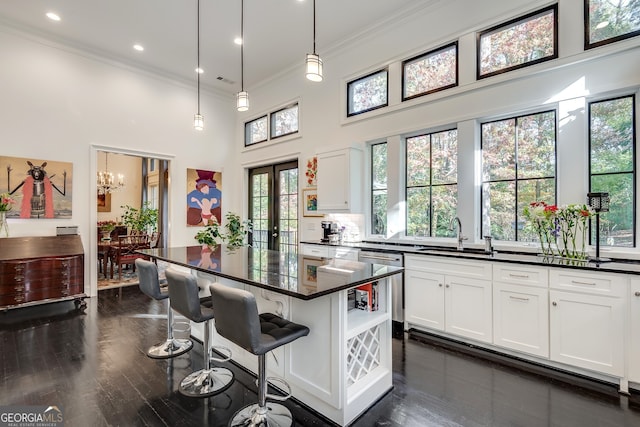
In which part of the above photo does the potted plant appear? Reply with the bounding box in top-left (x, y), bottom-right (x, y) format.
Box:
top-left (97, 220), bottom-right (117, 241)
top-left (121, 202), bottom-right (158, 235)
top-left (194, 212), bottom-right (252, 249)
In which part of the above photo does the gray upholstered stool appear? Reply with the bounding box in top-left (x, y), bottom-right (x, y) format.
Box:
top-left (165, 269), bottom-right (234, 398)
top-left (135, 259), bottom-right (192, 359)
top-left (209, 283), bottom-right (310, 427)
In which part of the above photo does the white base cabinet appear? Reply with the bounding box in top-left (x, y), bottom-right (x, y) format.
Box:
top-left (549, 270), bottom-right (626, 377)
top-left (630, 280), bottom-right (640, 383)
top-left (405, 255), bottom-right (492, 344)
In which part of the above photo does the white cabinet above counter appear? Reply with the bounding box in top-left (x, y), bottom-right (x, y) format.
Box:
top-left (316, 146), bottom-right (363, 213)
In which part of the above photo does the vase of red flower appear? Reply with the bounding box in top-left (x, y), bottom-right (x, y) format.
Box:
top-left (0, 192), bottom-right (16, 237)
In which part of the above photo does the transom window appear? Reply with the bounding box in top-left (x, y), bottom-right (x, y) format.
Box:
top-left (402, 42), bottom-right (458, 101)
top-left (406, 129), bottom-right (458, 237)
top-left (245, 116), bottom-right (268, 146)
top-left (347, 69), bottom-right (388, 117)
top-left (589, 95), bottom-right (636, 247)
top-left (585, 0), bottom-right (640, 49)
top-left (481, 111), bottom-right (557, 241)
top-left (371, 142), bottom-right (387, 235)
top-left (477, 5), bottom-right (557, 79)
top-left (270, 103), bottom-right (299, 139)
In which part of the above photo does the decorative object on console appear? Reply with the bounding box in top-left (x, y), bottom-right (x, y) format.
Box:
top-left (587, 192), bottom-right (611, 263)
top-left (0, 192), bottom-right (16, 237)
top-left (1, 155), bottom-right (72, 219)
top-left (523, 201), bottom-right (592, 260)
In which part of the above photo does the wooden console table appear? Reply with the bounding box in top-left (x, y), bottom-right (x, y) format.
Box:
top-left (0, 235), bottom-right (86, 311)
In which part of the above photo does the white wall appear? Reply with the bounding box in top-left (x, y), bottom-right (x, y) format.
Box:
top-left (0, 27), bottom-right (237, 296)
top-left (235, 0), bottom-right (640, 246)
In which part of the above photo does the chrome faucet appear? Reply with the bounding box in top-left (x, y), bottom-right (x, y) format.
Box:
top-left (449, 216), bottom-right (467, 251)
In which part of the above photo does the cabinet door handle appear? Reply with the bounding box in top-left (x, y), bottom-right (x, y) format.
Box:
top-left (445, 284), bottom-right (450, 288)
top-left (509, 296), bottom-right (530, 302)
top-left (635, 291), bottom-right (640, 297)
top-left (571, 280), bottom-right (597, 286)
top-left (438, 283), bottom-right (443, 287)
top-left (508, 273), bottom-right (530, 278)
top-left (552, 301), bottom-right (557, 306)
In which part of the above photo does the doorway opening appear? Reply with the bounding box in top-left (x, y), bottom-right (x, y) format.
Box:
top-left (248, 160), bottom-right (298, 251)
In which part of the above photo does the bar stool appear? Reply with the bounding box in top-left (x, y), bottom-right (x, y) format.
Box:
top-left (165, 269), bottom-right (234, 398)
top-left (135, 259), bottom-right (192, 359)
top-left (209, 283), bottom-right (310, 427)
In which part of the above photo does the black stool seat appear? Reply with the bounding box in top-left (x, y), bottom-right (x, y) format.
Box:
top-left (166, 269), bottom-right (234, 398)
top-left (136, 259), bottom-right (192, 359)
top-left (209, 283), bottom-right (309, 427)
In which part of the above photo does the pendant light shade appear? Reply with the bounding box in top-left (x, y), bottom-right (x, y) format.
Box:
top-left (236, 0), bottom-right (249, 111)
top-left (306, 0), bottom-right (323, 82)
top-left (194, 114), bottom-right (204, 131)
top-left (236, 91), bottom-right (249, 112)
top-left (194, 0), bottom-right (204, 130)
top-left (305, 53), bottom-right (323, 82)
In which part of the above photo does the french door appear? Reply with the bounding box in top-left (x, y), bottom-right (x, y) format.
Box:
top-left (248, 161), bottom-right (298, 251)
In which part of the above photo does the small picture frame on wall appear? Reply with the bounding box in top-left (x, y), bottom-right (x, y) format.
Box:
top-left (302, 187), bottom-right (322, 217)
top-left (97, 193), bottom-right (111, 212)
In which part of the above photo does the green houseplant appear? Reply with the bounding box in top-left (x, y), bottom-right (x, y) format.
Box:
top-left (121, 202), bottom-right (158, 235)
top-left (194, 212), bottom-right (252, 248)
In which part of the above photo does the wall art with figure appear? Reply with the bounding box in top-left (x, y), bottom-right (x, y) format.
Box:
top-left (0, 155), bottom-right (72, 219)
top-left (186, 168), bottom-right (222, 226)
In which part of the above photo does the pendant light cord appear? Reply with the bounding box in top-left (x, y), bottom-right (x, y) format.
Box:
top-left (241, 0), bottom-right (244, 91)
top-left (197, 0), bottom-right (201, 115)
top-left (313, 0), bottom-right (316, 54)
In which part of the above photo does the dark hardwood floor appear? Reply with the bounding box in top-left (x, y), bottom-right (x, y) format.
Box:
top-left (1, 286), bottom-right (639, 426)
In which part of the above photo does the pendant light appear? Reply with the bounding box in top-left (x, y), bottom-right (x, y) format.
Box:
top-left (194, 0), bottom-right (204, 130)
top-left (236, 0), bottom-right (249, 111)
top-left (305, 0), bottom-right (323, 82)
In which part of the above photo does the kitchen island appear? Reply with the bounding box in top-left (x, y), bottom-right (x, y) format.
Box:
top-left (140, 245), bottom-right (404, 426)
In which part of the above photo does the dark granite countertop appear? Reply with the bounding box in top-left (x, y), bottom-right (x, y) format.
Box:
top-left (300, 240), bottom-right (640, 275)
top-left (140, 245), bottom-right (403, 300)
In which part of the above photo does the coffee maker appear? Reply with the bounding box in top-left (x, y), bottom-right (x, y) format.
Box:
top-left (321, 221), bottom-right (337, 242)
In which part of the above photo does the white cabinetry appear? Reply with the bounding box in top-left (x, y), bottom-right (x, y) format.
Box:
top-left (493, 264), bottom-right (549, 358)
top-left (630, 280), bottom-right (640, 383)
top-left (299, 243), bottom-right (359, 261)
top-left (549, 269), bottom-right (626, 377)
top-left (317, 147), bottom-right (363, 212)
top-left (405, 255), bottom-right (493, 344)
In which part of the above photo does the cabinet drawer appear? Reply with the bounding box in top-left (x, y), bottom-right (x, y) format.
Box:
top-left (405, 255), bottom-right (491, 280)
top-left (549, 269), bottom-right (626, 297)
top-left (300, 244), bottom-right (329, 258)
top-left (331, 247), bottom-right (359, 261)
top-left (0, 285), bottom-right (84, 306)
top-left (493, 263), bottom-right (548, 288)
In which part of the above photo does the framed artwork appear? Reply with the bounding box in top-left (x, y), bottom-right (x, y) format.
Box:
top-left (0, 155), bottom-right (73, 219)
top-left (302, 187), bottom-right (322, 217)
top-left (302, 257), bottom-right (322, 287)
top-left (97, 193), bottom-right (111, 212)
top-left (186, 168), bottom-right (222, 227)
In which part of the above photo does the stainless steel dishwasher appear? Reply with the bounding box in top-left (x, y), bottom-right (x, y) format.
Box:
top-left (358, 250), bottom-right (404, 336)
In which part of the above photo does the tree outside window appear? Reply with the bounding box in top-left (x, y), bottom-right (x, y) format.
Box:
top-left (589, 95), bottom-right (636, 247)
top-left (481, 111), bottom-right (556, 241)
top-left (406, 130), bottom-right (458, 237)
top-left (371, 143), bottom-right (388, 235)
top-left (585, 0), bottom-right (640, 49)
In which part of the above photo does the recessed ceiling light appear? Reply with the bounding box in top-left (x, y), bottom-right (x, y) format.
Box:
top-left (195, 67), bottom-right (204, 74)
top-left (133, 44), bottom-right (144, 52)
top-left (46, 12), bottom-right (61, 21)
top-left (234, 37), bottom-right (242, 45)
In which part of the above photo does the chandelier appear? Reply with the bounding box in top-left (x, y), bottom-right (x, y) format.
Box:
top-left (97, 152), bottom-right (124, 195)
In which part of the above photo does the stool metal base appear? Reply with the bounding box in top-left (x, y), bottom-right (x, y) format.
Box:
top-left (179, 366), bottom-right (234, 398)
top-left (229, 402), bottom-right (293, 427)
top-left (147, 338), bottom-right (193, 359)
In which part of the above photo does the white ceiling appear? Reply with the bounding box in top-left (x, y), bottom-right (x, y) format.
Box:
top-left (0, 0), bottom-right (436, 95)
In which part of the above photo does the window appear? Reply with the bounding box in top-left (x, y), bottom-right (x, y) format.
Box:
top-left (585, 0), bottom-right (640, 49)
top-left (477, 5), bottom-right (557, 79)
top-left (270, 103), bottom-right (299, 139)
top-left (589, 95), bottom-right (636, 247)
top-left (347, 69), bottom-right (388, 117)
top-left (403, 42), bottom-right (458, 101)
top-left (245, 115), bottom-right (268, 146)
top-left (371, 142), bottom-right (387, 235)
top-left (406, 129), bottom-right (458, 237)
top-left (481, 111), bottom-right (556, 241)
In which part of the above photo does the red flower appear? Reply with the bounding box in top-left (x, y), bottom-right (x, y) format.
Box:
top-left (544, 205), bottom-right (558, 213)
